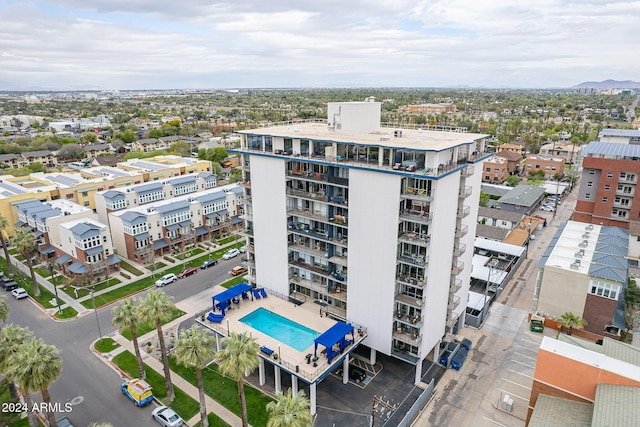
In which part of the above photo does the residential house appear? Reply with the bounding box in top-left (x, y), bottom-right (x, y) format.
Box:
top-left (496, 143), bottom-right (523, 156)
top-left (495, 150), bottom-right (522, 175)
top-left (494, 184), bottom-right (546, 214)
top-left (539, 142), bottom-right (582, 164)
top-left (481, 156), bottom-right (509, 184)
top-left (84, 143), bottom-right (112, 159)
top-left (523, 155), bottom-right (565, 179)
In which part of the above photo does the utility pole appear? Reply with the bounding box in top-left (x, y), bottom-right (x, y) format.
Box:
top-left (371, 395), bottom-right (397, 427)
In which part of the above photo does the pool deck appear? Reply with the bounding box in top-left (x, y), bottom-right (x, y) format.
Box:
top-left (196, 284), bottom-right (368, 384)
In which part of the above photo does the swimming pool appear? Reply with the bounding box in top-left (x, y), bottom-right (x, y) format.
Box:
top-left (240, 307), bottom-right (319, 352)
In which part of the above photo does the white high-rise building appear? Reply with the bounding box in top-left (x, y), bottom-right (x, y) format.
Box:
top-left (234, 101), bottom-right (489, 381)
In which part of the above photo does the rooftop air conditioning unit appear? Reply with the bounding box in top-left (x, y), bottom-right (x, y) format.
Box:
top-left (579, 240), bottom-right (588, 248)
top-left (570, 262), bottom-right (580, 270)
top-left (394, 130), bottom-right (403, 138)
top-left (582, 232), bottom-right (590, 238)
top-left (586, 225), bottom-right (594, 230)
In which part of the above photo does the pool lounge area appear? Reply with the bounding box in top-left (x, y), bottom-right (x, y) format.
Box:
top-left (196, 283), bottom-right (368, 414)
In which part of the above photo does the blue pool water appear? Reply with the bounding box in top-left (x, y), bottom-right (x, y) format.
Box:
top-left (240, 307), bottom-right (319, 352)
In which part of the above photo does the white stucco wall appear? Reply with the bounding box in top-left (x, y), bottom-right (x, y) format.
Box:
top-left (346, 169), bottom-right (401, 355)
top-left (250, 156), bottom-right (289, 295)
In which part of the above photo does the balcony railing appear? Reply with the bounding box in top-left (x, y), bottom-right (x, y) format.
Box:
top-left (618, 175), bottom-right (637, 184)
top-left (451, 261), bottom-right (464, 275)
top-left (400, 188), bottom-right (432, 202)
top-left (396, 275), bottom-right (426, 289)
top-left (458, 186), bottom-right (472, 198)
top-left (613, 200), bottom-right (632, 209)
top-left (615, 188), bottom-right (634, 197)
top-left (399, 210), bottom-right (432, 223)
top-left (457, 205), bottom-right (470, 218)
top-left (450, 278), bottom-right (462, 292)
top-left (397, 254), bottom-right (428, 267)
top-left (398, 232), bottom-right (430, 247)
top-left (461, 165), bottom-right (474, 177)
top-left (395, 292), bottom-right (424, 309)
top-left (287, 169), bottom-right (328, 182)
top-left (455, 224), bottom-right (469, 238)
top-left (287, 208), bottom-right (329, 223)
top-left (393, 329), bottom-right (421, 346)
top-left (453, 243), bottom-right (467, 257)
top-left (288, 243), bottom-right (329, 260)
top-left (448, 294), bottom-right (461, 311)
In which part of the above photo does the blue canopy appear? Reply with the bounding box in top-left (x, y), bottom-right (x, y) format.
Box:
top-left (313, 322), bottom-right (355, 363)
top-left (212, 283), bottom-right (253, 313)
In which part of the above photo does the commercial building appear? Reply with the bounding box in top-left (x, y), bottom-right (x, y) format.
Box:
top-left (523, 154), bottom-right (565, 179)
top-left (108, 184), bottom-right (242, 264)
top-left (527, 335), bottom-right (640, 426)
top-left (233, 100), bottom-right (490, 382)
top-left (536, 221), bottom-right (628, 337)
top-left (574, 142), bottom-right (640, 230)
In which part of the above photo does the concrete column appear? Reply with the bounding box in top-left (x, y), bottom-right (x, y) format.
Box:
top-left (274, 365), bottom-right (281, 393)
top-left (259, 358), bottom-right (265, 386)
top-left (342, 356), bottom-right (349, 384)
top-left (414, 356), bottom-right (424, 385)
top-left (215, 334), bottom-right (221, 351)
top-left (370, 348), bottom-right (377, 365)
top-left (291, 374), bottom-right (298, 395)
top-left (310, 382), bottom-right (317, 415)
top-left (378, 147), bottom-right (384, 167)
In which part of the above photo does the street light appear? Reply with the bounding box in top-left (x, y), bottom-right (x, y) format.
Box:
top-left (90, 288), bottom-right (103, 343)
top-left (47, 263), bottom-right (62, 314)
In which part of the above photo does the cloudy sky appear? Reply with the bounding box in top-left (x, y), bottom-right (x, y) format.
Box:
top-left (0, 0), bottom-right (638, 90)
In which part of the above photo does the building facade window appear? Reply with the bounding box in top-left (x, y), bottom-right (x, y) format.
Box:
top-left (106, 199), bottom-right (127, 210)
top-left (585, 193), bottom-right (591, 199)
top-left (589, 280), bottom-right (620, 300)
top-left (138, 191), bottom-right (164, 204)
top-left (607, 172), bottom-right (613, 178)
top-left (602, 197), bottom-right (608, 202)
top-left (604, 185), bottom-right (610, 191)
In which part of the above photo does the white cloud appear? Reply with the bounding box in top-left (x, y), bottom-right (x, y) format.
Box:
top-left (0, 0), bottom-right (638, 89)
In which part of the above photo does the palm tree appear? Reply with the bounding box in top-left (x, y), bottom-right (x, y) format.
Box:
top-left (6, 337), bottom-right (62, 427)
top-left (216, 332), bottom-right (260, 427)
top-left (175, 325), bottom-right (216, 427)
top-left (10, 228), bottom-right (39, 297)
top-left (112, 298), bottom-right (145, 379)
top-left (267, 389), bottom-right (312, 427)
top-left (0, 213), bottom-right (14, 276)
top-left (0, 293), bottom-right (9, 324)
top-left (0, 324), bottom-right (33, 399)
top-left (558, 312), bottom-right (586, 336)
top-left (138, 290), bottom-right (175, 402)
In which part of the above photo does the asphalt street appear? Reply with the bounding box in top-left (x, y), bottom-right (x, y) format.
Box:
top-left (3, 256), bottom-right (240, 427)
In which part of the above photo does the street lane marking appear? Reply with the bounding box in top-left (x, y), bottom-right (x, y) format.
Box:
top-left (482, 416), bottom-right (510, 427)
top-left (498, 388), bottom-right (529, 402)
top-left (507, 368), bottom-right (533, 379)
top-left (500, 378), bottom-right (532, 390)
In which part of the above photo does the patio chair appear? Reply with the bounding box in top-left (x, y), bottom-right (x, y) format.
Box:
top-left (241, 292), bottom-right (249, 300)
top-left (253, 289), bottom-right (261, 299)
top-left (260, 288), bottom-right (268, 298)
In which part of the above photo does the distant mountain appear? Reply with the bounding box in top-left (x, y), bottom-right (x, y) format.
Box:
top-left (572, 79), bottom-right (640, 89)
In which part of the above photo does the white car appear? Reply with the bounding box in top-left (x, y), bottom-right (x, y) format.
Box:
top-left (155, 273), bottom-right (177, 287)
top-left (540, 205), bottom-right (555, 212)
top-left (222, 249), bottom-right (240, 260)
top-left (152, 406), bottom-right (183, 427)
top-left (11, 288), bottom-right (28, 300)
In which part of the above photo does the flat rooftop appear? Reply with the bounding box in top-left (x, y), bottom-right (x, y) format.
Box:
top-left (239, 122), bottom-right (488, 152)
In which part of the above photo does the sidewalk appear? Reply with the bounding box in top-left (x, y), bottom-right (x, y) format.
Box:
top-left (97, 291), bottom-right (248, 427)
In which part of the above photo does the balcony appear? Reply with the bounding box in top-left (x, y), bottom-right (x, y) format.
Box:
top-left (328, 254), bottom-right (348, 266)
top-left (242, 162), bottom-right (251, 172)
top-left (613, 200), bottom-right (632, 209)
top-left (397, 254), bottom-right (428, 267)
top-left (458, 186), bottom-right (472, 199)
top-left (393, 329), bottom-right (421, 346)
top-left (239, 195), bottom-right (252, 204)
top-left (288, 243), bottom-right (329, 260)
top-left (286, 188), bottom-right (329, 202)
top-left (241, 212), bottom-right (253, 221)
top-left (241, 181), bottom-right (251, 188)
top-left (397, 232), bottom-right (430, 248)
top-left (395, 292), bottom-right (424, 309)
top-left (461, 165), bottom-right (474, 177)
top-left (239, 228), bottom-right (254, 237)
top-left (615, 188), bottom-right (634, 197)
top-left (453, 243), bottom-right (466, 257)
top-left (450, 278), bottom-right (462, 292)
top-left (325, 305), bottom-right (347, 320)
top-left (400, 188), bottom-right (432, 202)
top-left (618, 174), bottom-right (637, 184)
top-left (287, 208), bottom-right (329, 223)
top-left (396, 275), bottom-right (426, 289)
top-left (446, 317), bottom-right (458, 329)
top-left (456, 206), bottom-right (470, 218)
top-left (287, 169), bottom-right (328, 183)
top-left (399, 210), bottom-right (432, 224)
top-left (451, 261), bottom-right (464, 275)
top-left (448, 294), bottom-right (460, 311)
top-left (288, 225), bottom-right (331, 243)
top-left (455, 224), bottom-right (469, 238)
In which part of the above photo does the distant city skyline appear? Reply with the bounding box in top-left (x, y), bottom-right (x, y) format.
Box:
top-left (0, 0), bottom-right (638, 91)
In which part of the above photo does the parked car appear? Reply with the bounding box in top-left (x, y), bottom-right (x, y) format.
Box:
top-left (222, 249), bottom-right (240, 260)
top-left (540, 205), bottom-right (555, 212)
top-left (200, 259), bottom-right (218, 269)
top-left (239, 246), bottom-right (246, 253)
top-left (177, 267), bottom-right (198, 278)
top-left (11, 288), bottom-right (28, 300)
top-left (152, 405), bottom-right (183, 427)
top-left (231, 265), bottom-right (248, 276)
top-left (56, 417), bottom-right (76, 427)
top-left (155, 273), bottom-right (177, 287)
top-left (0, 276), bottom-right (18, 291)
top-left (349, 366), bottom-right (366, 382)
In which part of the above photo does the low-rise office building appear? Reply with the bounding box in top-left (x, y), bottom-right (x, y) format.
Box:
top-left (481, 155), bottom-right (509, 184)
top-left (523, 154), bottom-right (565, 179)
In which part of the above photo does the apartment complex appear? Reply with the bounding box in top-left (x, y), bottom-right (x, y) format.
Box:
top-left (108, 184), bottom-right (242, 264)
top-left (539, 142), bottom-right (582, 164)
top-left (482, 155), bottom-right (509, 184)
top-left (523, 154), bottom-right (565, 179)
top-left (536, 221), bottom-right (628, 337)
top-left (94, 172), bottom-right (217, 224)
top-left (598, 128), bottom-right (640, 144)
top-left (234, 101), bottom-right (489, 381)
top-left (574, 142), bottom-right (640, 230)
top-left (397, 103), bottom-right (457, 115)
top-left (527, 335), bottom-right (640, 426)
top-left (0, 150), bottom-right (58, 168)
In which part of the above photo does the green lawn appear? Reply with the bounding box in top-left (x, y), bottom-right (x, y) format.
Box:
top-left (62, 277), bottom-right (122, 299)
top-left (34, 266), bottom-right (52, 281)
top-left (80, 274), bottom-right (159, 309)
top-left (169, 358), bottom-right (272, 427)
top-left (217, 235), bottom-right (242, 245)
top-left (194, 413), bottom-right (231, 427)
top-left (120, 308), bottom-right (186, 340)
top-left (112, 351), bottom-right (199, 420)
top-left (175, 248), bottom-right (205, 260)
top-left (119, 260), bottom-right (144, 276)
top-left (219, 275), bottom-right (247, 289)
top-left (53, 307), bottom-right (78, 320)
top-left (94, 337), bottom-right (120, 353)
